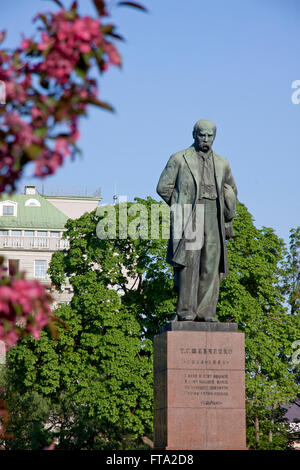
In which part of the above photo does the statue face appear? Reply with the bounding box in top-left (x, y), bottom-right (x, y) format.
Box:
top-left (194, 126), bottom-right (215, 153)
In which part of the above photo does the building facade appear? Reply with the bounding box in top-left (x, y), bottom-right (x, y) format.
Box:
top-left (0, 185), bottom-right (101, 307)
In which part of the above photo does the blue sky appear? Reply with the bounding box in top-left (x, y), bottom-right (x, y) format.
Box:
top-left (1, 0), bottom-right (299, 244)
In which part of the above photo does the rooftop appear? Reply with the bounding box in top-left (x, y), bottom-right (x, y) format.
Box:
top-left (0, 192), bottom-right (68, 230)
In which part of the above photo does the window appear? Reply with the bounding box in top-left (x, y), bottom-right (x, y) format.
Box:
top-left (24, 230), bottom-right (35, 247)
top-left (51, 231), bottom-right (61, 248)
top-left (34, 260), bottom-right (47, 278)
top-left (25, 198), bottom-right (40, 207)
top-left (3, 205), bottom-right (13, 215)
top-left (0, 201), bottom-right (17, 217)
top-left (11, 230), bottom-right (22, 247)
top-left (37, 231), bottom-right (48, 247)
top-left (0, 230), bottom-right (9, 247)
top-left (24, 230), bottom-right (34, 237)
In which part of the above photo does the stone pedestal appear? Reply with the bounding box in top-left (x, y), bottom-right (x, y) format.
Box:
top-left (153, 322), bottom-right (247, 450)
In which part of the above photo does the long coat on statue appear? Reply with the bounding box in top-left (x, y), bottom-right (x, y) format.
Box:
top-left (156, 144), bottom-right (237, 280)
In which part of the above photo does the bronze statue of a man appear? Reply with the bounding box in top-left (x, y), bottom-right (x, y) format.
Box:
top-left (157, 119), bottom-right (237, 322)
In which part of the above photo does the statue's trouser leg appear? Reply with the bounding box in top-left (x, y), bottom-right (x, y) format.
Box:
top-left (175, 199), bottom-right (221, 320)
top-left (196, 199), bottom-right (221, 320)
top-left (176, 249), bottom-right (201, 320)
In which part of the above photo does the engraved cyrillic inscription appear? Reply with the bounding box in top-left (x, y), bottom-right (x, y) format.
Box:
top-left (183, 372), bottom-right (229, 406)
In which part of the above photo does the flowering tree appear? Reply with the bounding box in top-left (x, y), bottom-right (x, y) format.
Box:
top-left (0, 259), bottom-right (53, 346)
top-left (0, 0), bottom-right (146, 192)
top-left (0, 0), bottom-right (146, 347)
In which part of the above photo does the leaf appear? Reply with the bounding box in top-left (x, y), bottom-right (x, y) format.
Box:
top-left (94, 45), bottom-right (103, 59)
top-left (45, 96), bottom-right (56, 107)
top-left (89, 98), bottom-right (114, 112)
top-left (49, 0), bottom-right (64, 8)
top-left (74, 67), bottom-right (86, 79)
top-left (37, 13), bottom-right (49, 27)
top-left (93, 0), bottom-right (106, 16)
top-left (33, 127), bottom-right (48, 138)
top-left (100, 24), bottom-right (115, 34)
top-left (62, 10), bottom-right (77, 21)
top-left (101, 24), bottom-right (125, 41)
top-left (117, 1), bottom-right (148, 12)
top-left (25, 144), bottom-right (42, 159)
top-left (81, 51), bottom-right (92, 65)
top-left (107, 32), bottom-right (124, 41)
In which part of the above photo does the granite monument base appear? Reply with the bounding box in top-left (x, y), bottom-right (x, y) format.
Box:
top-left (154, 321), bottom-right (247, 450)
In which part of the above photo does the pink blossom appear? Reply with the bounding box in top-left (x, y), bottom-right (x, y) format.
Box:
top-left (12, 279), bottom-right (44, 300)
top-left (0, 271), bottom-right (53, 345)
top-left (79, 43), bottom-right (91, 54)
top-left (39, 50), bottom-right (74, 84)
top-left (20, 74), bottom-right (32, 89)
top-left (0, 300), bottom-right (10, 316)
top-left (0, 51), bottom-right (10, 64)
top-left (34, 309), bottom-right (50, 329)
top-left (34, 159), bottom-right (47, 177)
top-left (68, 125), bottom-right (80, 143)
top-left (3, 329), bottom-right (19, 347)
top-left (34, 151), bottom-right (63, 177)
top-left (31, 106), bottom-right (47, 122)
top-left (73, 17), bottom-right (101, 42)
top-left (17, 297), bottom-right (33, 315)
top-left (0, 285), bottom-right (18, 303)
top-left (20, 38), bottom-right (31, 50)
top-left (103, 43), bottom-right (121, 66)
top-left (78, 89), bottom-right (89, 99)
top-left (28, 324), bottom-right (42, 339)
top-left (27, 309), bottom-right (51, 339)
top-left (55, 137), bottom-right (71, 157)
top-left (0, 3), bottom-right (121, 197)
top-left (4, 116), bottom-right (37, 147)
top-left (37, 32), bottom-right (53, 51)
top-left (5, 82), bottom-right (26, 103)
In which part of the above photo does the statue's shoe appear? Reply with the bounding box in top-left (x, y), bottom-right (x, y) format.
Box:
top-left (195, 316), bottom-right (218, 322)
top-left (177, 314), bottom-right (196, 321)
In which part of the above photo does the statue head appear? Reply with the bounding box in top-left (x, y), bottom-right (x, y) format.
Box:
top-left (193, 119), bottom-right (216, 153)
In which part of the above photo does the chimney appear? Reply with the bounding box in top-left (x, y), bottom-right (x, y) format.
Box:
top-left (25, 185), bottom-right (37, 195)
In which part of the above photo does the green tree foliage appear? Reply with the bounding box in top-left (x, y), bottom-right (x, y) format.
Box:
top-left (48, 197), bottom-right (177, 338)
top-left (218, 205), bottom-right (300, 449)
top-left (5, 300), bottom-right (153, 448)
top-left (280, 227), bottom-right (300, 316)
top-left (5, 228), bottom-right (154, 448)
top-left (4, 199), bottom-right (300, 449)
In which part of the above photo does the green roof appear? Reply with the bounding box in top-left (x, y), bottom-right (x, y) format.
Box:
top-left (0, 193), bottom-right (68, 230)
